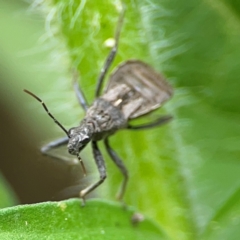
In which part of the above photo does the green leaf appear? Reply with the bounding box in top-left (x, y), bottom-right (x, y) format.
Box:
top-left (37, 0), bottom-right (240, 239)
top-left (0, 199), bottom-right (167, 240)
top-left (2, 0), bottom-right (240, 239)
top-left (0, 173), bottom-right (18, 208)
top-left (44, 1), bottom-right (193, 238)
top-left (202, 188), bottom-right (240, 239)
top-left (138, 0), bottom-right (240, 239)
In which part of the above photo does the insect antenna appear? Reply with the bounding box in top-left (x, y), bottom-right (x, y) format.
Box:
top-left (24, 89), bottom-right (70, 137)
top-left (24, 89), bottom-right (87, 175)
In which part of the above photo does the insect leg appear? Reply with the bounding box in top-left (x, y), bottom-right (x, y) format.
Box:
top-left (95, 6), bottom-right (125, 97)
top-left (104, 138), bottom-right (128, 201)
top-left (72, 70), bottom-right (88, 111)
top-left (41, 136), bottom-right (69, 157)
top-left (80, 141), bottom-right (107, 199)
top-left (127, 115), bottom-right (173, 130)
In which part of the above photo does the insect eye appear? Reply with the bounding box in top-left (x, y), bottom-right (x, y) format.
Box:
top-left (82, 136), bottom-right (90, 144)
top-left (68, 128), bottom-right (75, 136)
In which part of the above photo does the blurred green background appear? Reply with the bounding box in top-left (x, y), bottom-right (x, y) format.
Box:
top-left (0, 0), bottom-right (85, 204)
top-left (1, 0), bottom-right (240, 239)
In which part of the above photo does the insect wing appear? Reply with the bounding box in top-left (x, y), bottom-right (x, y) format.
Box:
top-left (103, 60), bottom-right (173, 119)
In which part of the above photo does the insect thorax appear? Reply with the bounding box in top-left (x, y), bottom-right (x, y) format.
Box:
top-left (84, 98), bottom-right (127, 141)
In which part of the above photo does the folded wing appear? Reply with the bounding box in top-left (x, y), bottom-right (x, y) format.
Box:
top-left (102, 60), bottom-right (173, 119)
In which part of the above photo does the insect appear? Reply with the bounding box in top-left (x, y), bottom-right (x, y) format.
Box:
top-left (24, 9), bottom-right (173, 203)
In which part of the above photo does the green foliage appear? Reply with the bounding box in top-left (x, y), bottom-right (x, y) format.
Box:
top-left (0, 199), bottom-right (167, 240)
top-left (0, 174), bottom-right (18, 208)
top-left (1, 0), bottom-right (240, 239)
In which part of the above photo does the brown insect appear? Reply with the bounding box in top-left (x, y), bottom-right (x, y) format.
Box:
top-left (24, 8), bottom-right (173, 203)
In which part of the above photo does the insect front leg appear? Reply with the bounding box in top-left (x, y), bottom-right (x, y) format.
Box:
top-left (72, 70), bottom-right (89, 111)
top-left (127, 115), bottom-right (173, 130)
top-left (104, 138), bottom-right (128, 201)
top-left (41, 136), bottom-right (69, 160)
top-left (80, 141), bottom-right (107, 202)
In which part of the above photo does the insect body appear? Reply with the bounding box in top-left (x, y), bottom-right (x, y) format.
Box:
top-left (24, 10), bottom-right (173, 203)
top-left (68, 96), bottom-right (127, 152)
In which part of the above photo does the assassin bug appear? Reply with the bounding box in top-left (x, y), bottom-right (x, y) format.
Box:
top-left (24, 8), bottom-right (173, 203)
